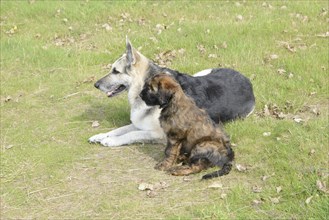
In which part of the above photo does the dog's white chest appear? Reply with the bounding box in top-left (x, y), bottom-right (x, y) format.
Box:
top-left (130, 98), bottom-right (162, 131)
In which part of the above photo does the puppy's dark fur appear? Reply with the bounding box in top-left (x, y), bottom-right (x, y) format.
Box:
top-left (140, 74), bottom-right (234, 179)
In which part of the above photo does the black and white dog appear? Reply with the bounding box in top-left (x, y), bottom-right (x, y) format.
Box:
top-left (89, 38), bottom-right (255, 147)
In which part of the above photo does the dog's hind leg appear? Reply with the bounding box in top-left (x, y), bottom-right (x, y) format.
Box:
top-left (100, 129), bottom-right (165, 147)
top-left (88, 124), bottom-right (138, 143)
top-left (199, 142), bottom-right (235, 179)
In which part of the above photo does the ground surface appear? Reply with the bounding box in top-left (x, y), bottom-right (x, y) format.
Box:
top-left (1, 1), bottom-right (328, 219)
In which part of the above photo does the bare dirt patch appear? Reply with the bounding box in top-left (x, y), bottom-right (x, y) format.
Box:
top-left (18, 144), bottom-right (253, 219)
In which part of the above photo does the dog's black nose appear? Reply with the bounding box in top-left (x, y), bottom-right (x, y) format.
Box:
top-left (94, 81), bottom-right (100, 89)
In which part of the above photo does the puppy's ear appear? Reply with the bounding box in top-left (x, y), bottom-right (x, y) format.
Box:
top-left (159, 78), bottom-right (179, 92)
top-left (126, 37), bottom-right (140, 67)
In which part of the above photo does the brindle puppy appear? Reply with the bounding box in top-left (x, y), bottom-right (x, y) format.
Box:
top-left (140, 74), bottom-right (234, 179)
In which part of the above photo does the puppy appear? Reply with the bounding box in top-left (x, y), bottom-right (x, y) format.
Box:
top-left (140, 74), bottom-right (234, 179)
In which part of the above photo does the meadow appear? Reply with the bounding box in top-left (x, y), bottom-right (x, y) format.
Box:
top-left (1, 1), bottom-right (328, 219)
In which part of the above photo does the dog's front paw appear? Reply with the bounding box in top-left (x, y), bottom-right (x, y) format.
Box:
top-left (88, 133), bottom-right (109, 143)
top-left (100, 137), bottom-right (123, 147)
top-left (154, 160), bottom-right (172, 171)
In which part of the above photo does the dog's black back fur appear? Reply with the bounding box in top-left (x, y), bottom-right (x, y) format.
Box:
top-left (147, 63), bottom-right (255, 123)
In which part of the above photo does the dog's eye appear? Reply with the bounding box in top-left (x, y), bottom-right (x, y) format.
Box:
top-left (112, 68), bottom-right (120, 74)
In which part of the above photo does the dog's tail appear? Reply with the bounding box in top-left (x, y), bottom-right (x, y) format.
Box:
top-left (202, 161), bottom-right (233, 180)
top-left (201, 142), bottom-right (235, 180)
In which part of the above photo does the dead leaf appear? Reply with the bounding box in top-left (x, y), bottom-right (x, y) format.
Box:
top-left (221, 42), bottom-right (228, 49)
top-left (316, 32), bottom-right (329, 38)
top-left (102, 23), bottom-right (112, 31)
top-left (83, 76), bottom-right (95, 84)
top-left (155, 23), bottom-right (165, 35)
top-left (309, 105), bottom-right (321, 115)
top-left (305, 196), bottom-right (313, 204)
top-left (149, 37), bottom-right (158, 43)
top-left (262, 2), bottom-right (273, 9)
top-left (277, 68), bottom-right (286, 75)
top-left (252, 185), bottom-right (262, 193)
top-left (278, 41), bottom-right (296, 53)
top-left (92, 121), bottom-right (100, 128)
top-left (263, 132), bottom-right (271, 137)
top-left (146, 190), bottom-right (157, 197)
top-left (5, 96), bottom-right (12, 102)
top-left (276, 186), bottom-right (282, 193)
top-left (137, 18), bottom-right (146, 26)
top-left (320, 8), bottom-right (327, 17)
top-left (252, 199), bottom-right (263, 206)
top-left (236, 164), bottom-right (247, 172)
top-left (5, 25), bottom-right (17, 35)
top-left (220, 193), bottom-right (227, 199)
top-left (138, 183), bottom-right (154, 191)
top-left (308, 149), bottom-right (315, 156)
top-left (208, 54), bottom-right (217, 59)
top-left (258, 103), bottom-right (289, 119)
top-left (263, 105), bottom-right (270, 116)
top-left (270, 54), bottom-right (279, 60)
top-left (197, 44), bottom-right (206, 55)
top-left (153, 181), bottom-right (169, 190)
top-left (293, 116), bottom-right (303, 123)
top-left (208, 182), bottom-right (223, 189)
top-left (264, 54), bottom-right (279, 64)
top-left (183, 176), bottom-right (192, 182)
top-left (269, 196), bottom-right (280, 204)
top-left (154, 50), bottom-right (177, 67)
top-left (236, 15), bottom-right (243, 21)
top-left (316, 180), bottom-right (329, 194)
top-left (261, 173), bottom-right (275, 181)
top-left (4, 145), bottom-right (14, 150)
top-left (178, 48), bottom-right (186, 54)
top-left (53, 34), bottom-right (75, 47)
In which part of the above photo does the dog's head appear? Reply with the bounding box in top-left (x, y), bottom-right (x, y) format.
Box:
top-left (94, 37), bottom-right (149, 97)
top-left (140, 74), bottom-right (180, 108)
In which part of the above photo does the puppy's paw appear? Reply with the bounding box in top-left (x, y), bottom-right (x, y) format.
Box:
top-left (88, 133), bottom-right (108, 143)
top-left (169, 165), bottom-right (191, 176)
top-left (154, 161), bottom-right (172, 171)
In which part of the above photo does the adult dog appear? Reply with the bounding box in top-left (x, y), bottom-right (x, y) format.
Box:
top-left (89, 38), bottom-right (255, 147)
top-left (140, 74), bottom-right (234, 179)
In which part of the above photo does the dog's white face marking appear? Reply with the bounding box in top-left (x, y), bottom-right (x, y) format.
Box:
top-left (193, 69), bottom-right (212, 77)
top-left (95, 54), bottom-right (132, 97)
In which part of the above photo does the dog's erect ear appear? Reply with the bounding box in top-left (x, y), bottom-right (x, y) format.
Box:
top-left (126, 37), bottom-right (140, 67)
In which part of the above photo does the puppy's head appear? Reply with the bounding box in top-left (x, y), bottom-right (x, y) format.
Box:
top-left (140, 74), bottom-right (180, 108)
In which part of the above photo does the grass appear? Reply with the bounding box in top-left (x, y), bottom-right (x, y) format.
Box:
top-left (1, 1), bottom-right (328, 219)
